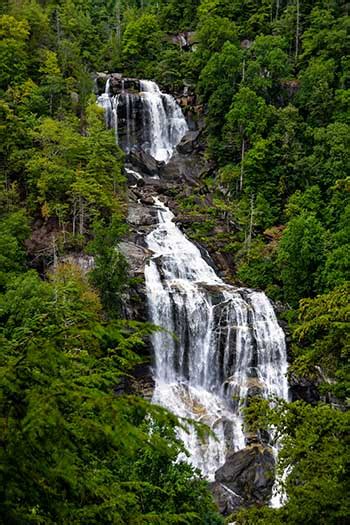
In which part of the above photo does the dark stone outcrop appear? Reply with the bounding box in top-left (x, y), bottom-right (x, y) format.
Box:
top-left (176, 130), bottom-right (201, 154)
top-left (115, 363), bottom-right (155, 399)
top-left (160, 150), bottom-right (212, 185)
top-left (124, 165), bottom-right (145, 186)
top-left (95, 71), bottom-right (109, 93)
top-left (128, 363), bottom-right (155, 399)
top-left (210, 481), bottom-right (244, 516)
top-left (127, 202), bottom-right (158, 229)
top-left (240, 39), bottom-right (253, 49)
top-left (118, 191), bottom-right (158, 324)
top-left (289, 373), bottom-right (321, 404)
top-left (281, 79), bottom-right (300, 97)
top-left (215, 445), bottom-right (275, 505)
top-left (118, 241), bottom-right (152, 276)
top-left (109, 73), bottom-right (140, 95)
top-left (128, 149), bottom-right (160, 177)
top-left (59, 255), bottom-right (95, 274)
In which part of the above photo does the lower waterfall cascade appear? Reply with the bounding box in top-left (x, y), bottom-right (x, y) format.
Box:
top-left (145, 199), bottom-right (289, 483)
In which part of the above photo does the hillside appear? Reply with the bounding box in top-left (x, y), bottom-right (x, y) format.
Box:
top-left (0, 1), bottom-right (349, 524)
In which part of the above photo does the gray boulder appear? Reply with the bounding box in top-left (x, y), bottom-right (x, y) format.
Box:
top-left (210, 481), bottom-right (244, 515)
top-left (118, 241), bottom-right (152, 276)
top-left (215, 444), bottom-right (275, 504)
top-left (127, 203), bottom-right (158, 228)
top-left (160, 151), bottom-right (210, 185)
top-left (128, 149), bottom-right (160, 177)
top-left (176, 130), bottom-right (200, 154)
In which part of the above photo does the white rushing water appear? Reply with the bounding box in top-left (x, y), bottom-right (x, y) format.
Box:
top-left (98, 77), bottom-right (188, 162)
top-left (145, 200), bottom-right (289, 480)
top-left (97, 78), bottom-right (113, 127)
top-left (140, 80), bottom-right (188, 162)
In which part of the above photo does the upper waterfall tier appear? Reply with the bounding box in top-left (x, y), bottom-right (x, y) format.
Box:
top-left (145, 199), bottom-right (289, 480)
top-left (97, 76), bottom-right (188, 163)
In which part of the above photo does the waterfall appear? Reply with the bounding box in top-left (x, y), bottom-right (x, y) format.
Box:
top-left (97, 76), bottom-right (289, 503)
top-left (97, 76), bottom-right (188, 162)
top-left (140, 80), bottom-right (188, 162)
top-left (112, 94), bottom-right (120, 145)
top-left (145, 199), bottom-right (289, 480)
top-left (125, 91), bottom-right (131, 152)
top-left (97, 79), bottom-right (113, 127)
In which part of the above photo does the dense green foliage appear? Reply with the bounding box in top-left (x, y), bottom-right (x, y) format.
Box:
top-left (0, 258), bottom-right (221, 523)
top-left (1, 0), bottom-right (349, 523)
top-left (236, 399), bottom-right (350, 525)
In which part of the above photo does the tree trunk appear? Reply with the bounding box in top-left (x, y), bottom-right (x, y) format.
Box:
top-left (276, 0), bottom-right (280, 20)
top-left (246, 194), bottom-right (255, 257)
top-left (240, 138), bottom-right (245, 192)
top-left (52, 235), bottom-right (58, 269)
top-left (115, 1), bottom-right (121, 42)
top-left (79, 196), bottom-right (84, 235)
top-left (55, 9), bottom-right (61, 44)
top-left (295, 0), bottom-right (300, 60)
top-left (72, 200), bottom-right (77, 236)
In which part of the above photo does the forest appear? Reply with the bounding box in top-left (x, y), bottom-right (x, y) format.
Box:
top-left (0, 0), bottom-right (349, 524)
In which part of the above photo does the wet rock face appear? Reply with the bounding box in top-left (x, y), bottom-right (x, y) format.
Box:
top-left (215, 445), bottom-right (275, 505)
top-left (128, 363), bottom-right (155, 400)
top-left (117, 95), bottom-right (145, 151)
top-left (115, 362), bottom-right (155, 399)
top-left (96, 73), bottom-right (141, 95)
top-left (128, 149), bottom-right (160, 177)
top-left (210, 481), bottom-right (244, 516)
